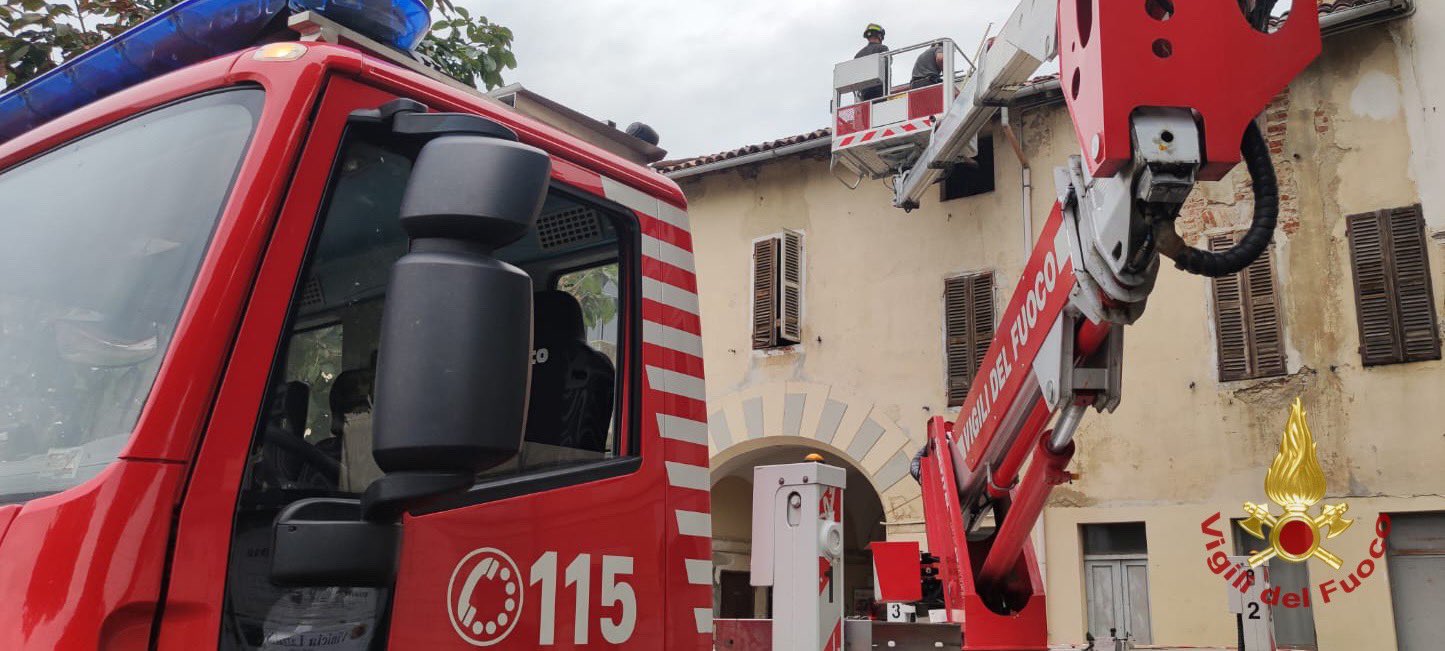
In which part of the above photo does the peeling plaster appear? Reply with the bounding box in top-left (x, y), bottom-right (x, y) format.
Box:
top-left (1350, 69), bottom-right (1403, 120)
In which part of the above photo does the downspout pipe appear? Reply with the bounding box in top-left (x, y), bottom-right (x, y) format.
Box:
top-left (1000, 106), bottom-right (1033, 257)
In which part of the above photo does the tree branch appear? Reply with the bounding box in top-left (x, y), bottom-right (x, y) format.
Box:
top-left (71, 0), bottom-right (87, 32)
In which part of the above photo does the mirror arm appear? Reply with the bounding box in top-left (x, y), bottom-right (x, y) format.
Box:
top-left (361, 471), bottom-right (475, 523)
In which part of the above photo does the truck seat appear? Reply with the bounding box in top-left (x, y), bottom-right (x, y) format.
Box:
top-left (525, 290), bottom-right (615, 453)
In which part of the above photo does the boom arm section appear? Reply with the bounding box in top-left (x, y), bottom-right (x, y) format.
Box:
top-left (892, 0), bottom-right (1057, 210)
top-left (907, 0), bottom-right (1322, 639)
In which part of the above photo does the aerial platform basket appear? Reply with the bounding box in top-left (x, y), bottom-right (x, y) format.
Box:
top-left (830, 39), bottom-right (968, 182)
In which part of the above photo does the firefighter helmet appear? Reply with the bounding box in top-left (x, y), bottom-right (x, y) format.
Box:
top-left (863, 23), bottom-right (885, 39)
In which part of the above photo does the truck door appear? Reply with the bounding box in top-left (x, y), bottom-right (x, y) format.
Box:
top-left (180, 76), bottom-right (693, 649)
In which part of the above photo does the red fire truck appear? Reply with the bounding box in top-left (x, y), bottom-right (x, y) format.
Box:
top-left (0, 1), bottom-right (710, 648)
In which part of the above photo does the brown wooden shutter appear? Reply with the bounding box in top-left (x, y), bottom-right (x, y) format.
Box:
top-left (971, 272), bottom-right (996, 383)
top-left (1389, 206), bottom-right (1441, 362)
top-left (752, 238), bottom-right (779, 349)
top-left (945, 272), bottom-right (995, 407)
top-left (1210, 235), bottom-right (1251, 381)
top-left (1348, 210), bottom-right (1399, 365)
top-left (1348, 205), bottom-right (1440, 366)
top-left (1210, 233), bottom-right (1285, 381)
top-left (780, 230), bottom-right (803, 344)
top-left (1247, 244), bottom-right (1287, 377)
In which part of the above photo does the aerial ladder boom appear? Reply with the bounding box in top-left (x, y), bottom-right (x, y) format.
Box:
top-left (835, 1), bottom-right (1323, 646)
top-left (892, 0), bottom-right (1058, 210)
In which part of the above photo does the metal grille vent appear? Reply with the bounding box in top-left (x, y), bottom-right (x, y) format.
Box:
top-left (300, 277), bottom-right (326, 310)
top-left (537, 206), bottom-right (603, 250)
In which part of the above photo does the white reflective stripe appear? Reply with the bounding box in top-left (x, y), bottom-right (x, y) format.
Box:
top-left (684, 558), bottom-right (712, 585)
top-left (676, 510), bottom-right (712, 538)
top-left (665, 462), bottom-right (710, 491)
top-left (642, 277), bottom-right (699, 315)
top-left (647, 366), bottom-right (706, 401)
top-left (654, 200), bottom-right (690, 230)
top-left (640, 227), bottom-right (660, 263)
top-left (657, 414), bottom-right (708, 446)
top-left (643, 235), bottom-right (695, 272)
top-left (694, 607), bottom-right (714, 634)
top-left (643, 320), bottom-right (704, 358)
top-left (600, 176), bottom-right (659, 217)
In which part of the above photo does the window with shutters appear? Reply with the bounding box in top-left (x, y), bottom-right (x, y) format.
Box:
top-left (944, 271), bottom-right (995, 407)
top-left (751, 230), bottom-right (803, 350)
top-left (940, 137), bottom-right (995, 202)
top-left (1209, 232), bottom-right (1286, 382)
top-left (1347, 205), bottom-right (1441, 367)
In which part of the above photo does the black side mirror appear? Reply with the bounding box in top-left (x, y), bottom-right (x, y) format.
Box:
top-left (270, 106), bottom-right (549, 588)
top-left (363, 127), bottom-right (551, 522)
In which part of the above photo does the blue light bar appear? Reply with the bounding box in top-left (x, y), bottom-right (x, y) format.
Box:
top-left (0, 0), bottom-right (285, 144)
top-left (290, 0), bottom-right (430, 51)
top-left (0, 0), bottom-right (432, 145)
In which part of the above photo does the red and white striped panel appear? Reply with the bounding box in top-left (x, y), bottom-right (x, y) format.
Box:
top-left (832, 115), bottom-right (934, 151)
top-left (599, 176), bottom-right (715, 644)
top-left (819, 485), bottom-right (843, 651)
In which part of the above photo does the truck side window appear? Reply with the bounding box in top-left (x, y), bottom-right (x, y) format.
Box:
top-left (486, 262), bottom-right (622, 479)
top-left (241, 133), bottom-right (634, 498)
top-left (222, 125), bottom-right (636, 649)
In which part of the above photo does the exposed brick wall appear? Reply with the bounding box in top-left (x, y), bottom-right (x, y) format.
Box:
top-left (1270, 91), bottom-right (1302, 236)
top-left (1175, 90), bottom-right (1304, 243)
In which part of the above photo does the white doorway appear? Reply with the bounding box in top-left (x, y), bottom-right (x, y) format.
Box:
top-left (1387, 512), bottom-right (1445, 650)
top-left (1082, 523), bottom-right (1153, 645)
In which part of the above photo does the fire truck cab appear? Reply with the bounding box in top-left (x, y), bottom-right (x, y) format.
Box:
top-left (0, 2), bottom-right (711, 649)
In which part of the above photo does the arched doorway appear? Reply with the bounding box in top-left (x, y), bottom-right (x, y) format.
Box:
top-left (708, 438), bottom-right (886, 620)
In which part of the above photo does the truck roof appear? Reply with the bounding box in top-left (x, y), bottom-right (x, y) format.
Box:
top-left (0, 2), bottom-right (685, 211)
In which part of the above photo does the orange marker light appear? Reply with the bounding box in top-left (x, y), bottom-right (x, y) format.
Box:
top-left (253, 42), bottom-right (307, 61)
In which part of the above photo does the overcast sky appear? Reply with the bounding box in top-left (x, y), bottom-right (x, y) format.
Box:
top-left (465, 1), bottom-right (1021, 160)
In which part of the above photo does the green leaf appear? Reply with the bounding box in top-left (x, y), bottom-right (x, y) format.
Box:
top-left (2, 0), bottom-right (515, 90)
top-left (14, 13), bottom-right (47, 28)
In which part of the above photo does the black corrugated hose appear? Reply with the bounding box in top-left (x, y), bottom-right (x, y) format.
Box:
top-left (1153, 120), bottom-right (1277, 278)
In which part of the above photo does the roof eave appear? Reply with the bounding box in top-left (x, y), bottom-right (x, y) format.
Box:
top-left (492, 84), bottom-right (669, 163)
top-left (666, 136), bottom-right (831, 180)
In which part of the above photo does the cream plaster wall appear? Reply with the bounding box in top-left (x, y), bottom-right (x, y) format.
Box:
top-left (1397, 1), bottom-right (1445, 230)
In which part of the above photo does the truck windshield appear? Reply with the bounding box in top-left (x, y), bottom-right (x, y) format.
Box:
top-left (0, 88), bottom-right (264, 503)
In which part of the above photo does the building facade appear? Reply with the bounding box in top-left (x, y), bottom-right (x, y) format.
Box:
top-left (664, 3), bottom-right (1445, 648)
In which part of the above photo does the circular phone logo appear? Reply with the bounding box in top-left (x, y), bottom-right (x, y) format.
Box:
top-left (447, 547), bottom-right (523, 646)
